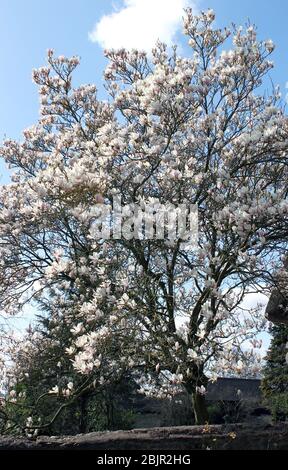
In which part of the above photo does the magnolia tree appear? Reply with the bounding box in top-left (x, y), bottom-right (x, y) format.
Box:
top-left (1, 318), bottom-right (137, 435)
top-left (1, 9), bottom-right (288, 428)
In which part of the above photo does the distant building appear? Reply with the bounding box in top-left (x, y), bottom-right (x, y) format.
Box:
top-left (206, 377), bottom-right (261, 403)
top-left (128, 377), bottom-right (266, 428)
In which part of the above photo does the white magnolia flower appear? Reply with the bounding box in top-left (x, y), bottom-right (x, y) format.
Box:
top-left (196, 385), bottom-right (207, 396)
top-left (71, 323), bottom-right (84, 336)
top-left (236, 360), bottom-right (244, 373)
top-left (187, 349), bottom-right (198, 361)
top-left (94, 359), bottom-right (101, 369)
top-left (128, 358), bottom-right (135, 367)
top-left (197, 330), bottom-right (206, 340)
top-left (264, 39), bottom-right (275, 53)
top-left (49, 385), bottom-right (59, 395)
top-left (26, 417), bottom-right (33, 426)
top-left (67, 382), bottom-right (74, 391)
top-left (174, 342), bottom-right (181, 351)
top-left (109, 315), bottom-right (118, 325)
top-left (66, 346), bottom-right (76, 356)
top-left (206, 9), bottom-right (215, 22)
top-left (75, 335), bottom-right (89, 348)
top-left (209, 374), bottom-right (218, 384)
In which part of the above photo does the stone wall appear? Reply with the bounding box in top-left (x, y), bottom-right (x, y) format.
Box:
top-left (0, 424), bottom-right (287, 450)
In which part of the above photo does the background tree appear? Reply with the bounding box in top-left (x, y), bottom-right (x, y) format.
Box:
top-left (1, 314), bottom-right (137, 435)
top-left (262, 324), bottom-right (288, 420)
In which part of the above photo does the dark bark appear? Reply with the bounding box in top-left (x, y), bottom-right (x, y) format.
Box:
top-left (192, 392), bottom-right (209, 425)
top-left (106, 392), bottom-right (115, 430)
top-left (79, 394), bottom-right (88, 433)
top-left (185, 378), bottom-right (209, 425)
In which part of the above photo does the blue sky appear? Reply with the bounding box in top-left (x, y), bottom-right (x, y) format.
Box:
top-left (1, 0), bottom-right (287, 150)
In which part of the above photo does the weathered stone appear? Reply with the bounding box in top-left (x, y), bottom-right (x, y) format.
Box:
top-left (0, 424), bottom-right (287, 450)
top-left (266, 289), bottom-right (288, 325)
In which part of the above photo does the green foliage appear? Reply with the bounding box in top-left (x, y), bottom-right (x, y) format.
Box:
top-left (1, 308), bottom-right (137, 435)
top-left (160, 394), bottom-right (194, 427)
top-left (207, 402), bottom-right (223, 424)
top-left (262, 324), bottom-right (288, 398)
top-left (261, 324), bottom-right (288, 422)
top-left (207, 400), bottom-right (248, 424)
top-left (77, 388), bottom-right (136, 433)
top-left (267, 394), bottom-right (288, 422)
top-left (3, 382), bottom-right (136, 436)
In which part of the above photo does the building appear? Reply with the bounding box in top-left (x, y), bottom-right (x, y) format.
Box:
top-left (129, 377), bottom-right (267, 428)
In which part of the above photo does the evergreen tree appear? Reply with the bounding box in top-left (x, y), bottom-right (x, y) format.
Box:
top-left (262, 325), bottom-right (288, 398)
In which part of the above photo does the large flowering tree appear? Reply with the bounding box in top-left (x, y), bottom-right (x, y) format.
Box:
top-left (1, 9), bottom-right (288, 427)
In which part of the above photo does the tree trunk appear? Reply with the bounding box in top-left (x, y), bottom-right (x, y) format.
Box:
top-left (185, 376), bottom-right (209, 425)
top-left (79, 394), bottom-right (88, 433)
top-left (106, 392), bottom-right (115, 430)
top-left (191, 392), bottom-right (209, 425)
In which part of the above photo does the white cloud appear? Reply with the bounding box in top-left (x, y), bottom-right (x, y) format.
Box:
top-left (240, 292), bottom-right (268, 311)
top-left (239, 292), bottom-right (270, 357)
top-left (89, 0), bottom-right (198, 51)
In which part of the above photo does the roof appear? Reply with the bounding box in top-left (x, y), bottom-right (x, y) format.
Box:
top-left (206, 377), bottom-right (261, 402)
